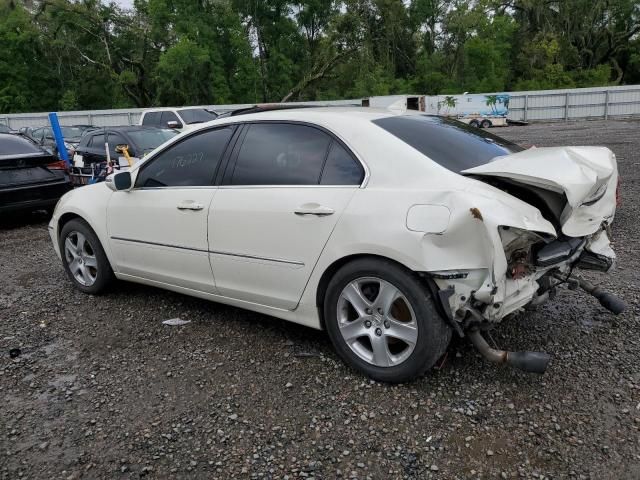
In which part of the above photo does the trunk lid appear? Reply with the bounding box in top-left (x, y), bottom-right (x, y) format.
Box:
top-left (462, 146), bottom-right (617, 237)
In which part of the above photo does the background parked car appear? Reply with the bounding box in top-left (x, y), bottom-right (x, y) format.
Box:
top-left (73, 126), bottom-right (179, 168)
top-left (0, 124), bottom-right (16, 134)
top-left (0, 133), bottom-right (72, 214)
top-left (139, 107), bottom-right (218, 132)
top-left (28, 125), bottom-right (98, 159)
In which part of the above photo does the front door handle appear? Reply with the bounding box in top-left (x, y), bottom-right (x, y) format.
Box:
top-left (294, 204), bottom-right (335, 216)
top-left (177, 200), bottom-right (204, 211)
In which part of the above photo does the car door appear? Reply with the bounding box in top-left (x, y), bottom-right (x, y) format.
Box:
top-left (208, 122), bottom-right (365, 310)
top-left (77, 132), bottom-right (108, 165)
top-left (107, 125), bottom-right (237, 293)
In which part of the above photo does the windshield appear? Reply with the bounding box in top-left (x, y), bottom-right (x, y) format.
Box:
top-left (177, 108), bottom-right (218, 124)
top-left (372, 115), bottom-right (523, 173)
top-left (128, 129), bottom-right (178, 153)
top-left (61, 126), bottom-right (85, 139)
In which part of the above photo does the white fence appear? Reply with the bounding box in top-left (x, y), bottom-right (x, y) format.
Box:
top-left (504, 85), bottom-right (640, 121)
top-left (1, 85), bottom-right (640, 128)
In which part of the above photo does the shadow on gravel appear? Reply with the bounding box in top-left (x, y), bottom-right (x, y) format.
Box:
top-left (0, 209), bottom-right (51, 230)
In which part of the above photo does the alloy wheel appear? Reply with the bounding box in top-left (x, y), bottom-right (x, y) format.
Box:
top-left (337, 277), bottom-right (418, 367)
top-left (64, 231), bottom-right (98, 286)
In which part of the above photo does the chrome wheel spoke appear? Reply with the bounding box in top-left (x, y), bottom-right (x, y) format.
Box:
top-left (80, 265), bottom-right (92, 285)
top-left (385, 318), bottom-right (418, 346)
top-left (84, 255), bottom-right (97, 269)
top-left (371, 335), bottom-right (390, 367)
top-left (76, 232), bottom-right (87, 254)
top-left (65, 237), bottom-right (78, 258)
top-left (341, 281), bottom-right (371, 317)
top-left (339, 318), bottom-right (368, 343)
top-left (374, 280), bottom-right (400, 315)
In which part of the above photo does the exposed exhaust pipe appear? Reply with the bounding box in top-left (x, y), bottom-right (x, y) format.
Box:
top-left (553, 273), bottom-right (626, 315)
top-left (468, 329), bottom-right (550, 374)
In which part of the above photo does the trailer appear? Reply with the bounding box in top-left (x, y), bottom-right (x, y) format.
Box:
top-left (362, 93), bottom-right (510, 128)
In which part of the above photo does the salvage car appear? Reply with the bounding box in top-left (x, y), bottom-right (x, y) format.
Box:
top-left (1, 133), bottom-right (72, 214)
top-left (73, 126), bottom-right (178, 167)
top-left (30, 125), bottom-right (91, 159)
top-left (48, 108), bottom-right (623, 382)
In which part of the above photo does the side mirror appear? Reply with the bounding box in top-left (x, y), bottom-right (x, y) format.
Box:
top-left (167, 120), bottom-right (182, 129)
top-left (115, 144), bottom-right (130, 154)
top-left (106, 171), bottom-right (132, 191)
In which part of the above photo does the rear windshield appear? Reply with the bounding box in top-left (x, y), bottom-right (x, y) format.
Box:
top-left (128, 129), bottom-right (178, 154)
top-left (178, 108), bottom-right (218, 124)
top-left (0, 134), bottom-right (42, 156)
top-left (372, 115), bottom-right (523, 173)
top-left (60, 126), bottom-right (85, 139)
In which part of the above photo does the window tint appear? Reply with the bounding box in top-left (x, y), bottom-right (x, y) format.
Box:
top-left (142, 112), bottom-right (161, 126)
top-left (135, 127), bottom-right (234, 188)
top-left (231, 123), bottom-right (331, 185)
top-left (320, 142), bottom-right (364, 185)
top-left (372, 115), bottom-right (523, 173)
top-left (89, 133), bottom-right (105, 148)
top-left (127, 129), bottom-right (178, 155)
top-left (108, 133), bottom-right (127, 154)
top-left (178, 108), bottom-right (217, 124)
top-left (161, 111), bottom-right (180, 126)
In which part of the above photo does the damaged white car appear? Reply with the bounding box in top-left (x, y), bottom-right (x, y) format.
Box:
top-left (48, 107), bottom-right (624, 382)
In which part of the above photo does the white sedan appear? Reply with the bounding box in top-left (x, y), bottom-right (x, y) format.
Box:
top-left (49, 107), bottom-right (622, 382)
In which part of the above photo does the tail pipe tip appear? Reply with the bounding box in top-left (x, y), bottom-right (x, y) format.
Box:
top-left (468, 329), bottom-right (550, 374)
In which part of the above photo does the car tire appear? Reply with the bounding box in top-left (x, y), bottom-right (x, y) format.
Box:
top-left (480, 119), bottom-right (492, 128)
top-left (468, 120), bottom-right (480, 128)
top-left (324, 258), bottom-right (452, 383)
top-left (59, 218), bottom-right (113, 294)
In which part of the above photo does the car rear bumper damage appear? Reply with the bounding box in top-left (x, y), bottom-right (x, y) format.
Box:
top-left (420, 146), bottom-right (624, 373)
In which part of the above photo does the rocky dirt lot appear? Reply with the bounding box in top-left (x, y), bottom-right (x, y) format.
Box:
top-left (1, 119), bottom-right (639, 480)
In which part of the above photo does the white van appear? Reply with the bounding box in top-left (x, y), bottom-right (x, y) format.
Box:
top-left (139, 107), bottom-right (218, 132)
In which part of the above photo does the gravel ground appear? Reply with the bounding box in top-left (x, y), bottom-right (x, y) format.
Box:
top-left (1, 119), bottom-right (639, 480)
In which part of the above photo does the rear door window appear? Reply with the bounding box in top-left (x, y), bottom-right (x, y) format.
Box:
top-left (372, 115), bottom-right (523, 173)
top-left (320, 142), bottom-right (364, 185)
top-left (229, 123), bottom-right (331, 186)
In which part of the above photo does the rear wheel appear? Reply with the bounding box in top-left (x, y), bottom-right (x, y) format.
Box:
top-left (480, 119), bottom-right (492, 128)
top-left (469, 120), bottom-right (480, 128)
top-left (59, 218), bottom-right (113, 294)
top-left (324, 258), bottom-right (452, 383)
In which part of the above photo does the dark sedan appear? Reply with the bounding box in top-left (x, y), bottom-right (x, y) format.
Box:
top-left (0, 133), bottom-right (72, 214)
top-left (73, 126), bottom-right (178, 166)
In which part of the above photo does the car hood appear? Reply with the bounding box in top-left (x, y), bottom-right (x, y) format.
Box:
top-left (461, 146), bottom-right (617, 237)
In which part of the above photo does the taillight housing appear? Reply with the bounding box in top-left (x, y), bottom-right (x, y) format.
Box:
top-left (47, 160), bottom-right (69, 170)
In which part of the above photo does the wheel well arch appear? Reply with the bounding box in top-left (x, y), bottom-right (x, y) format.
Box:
top-left (58, 212), bottom-right (83, 234)
top-left (314, 253), bottom-right (416, 329)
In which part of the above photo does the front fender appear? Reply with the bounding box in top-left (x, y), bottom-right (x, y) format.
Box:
top-left (50, 183), bottom-right (117, 271)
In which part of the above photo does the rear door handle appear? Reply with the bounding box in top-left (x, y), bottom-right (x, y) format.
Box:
top-left (294, 204), bottom-right (335, 216)
top-left (177, 200), bottom-right (204, 211)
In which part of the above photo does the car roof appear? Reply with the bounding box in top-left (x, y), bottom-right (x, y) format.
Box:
top-left (86, 126), bottom-right (170, 133)
top-left (201, 106), bottom-right (404, 127)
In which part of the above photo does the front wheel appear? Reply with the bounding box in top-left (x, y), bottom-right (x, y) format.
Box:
top-left (324, 258), bottom-right (452, 383)
top-left (59, 218), bottom-right (113, 294)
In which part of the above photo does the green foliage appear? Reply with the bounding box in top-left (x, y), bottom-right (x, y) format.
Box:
top-left (0, 0), bottom-right (638, 113)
